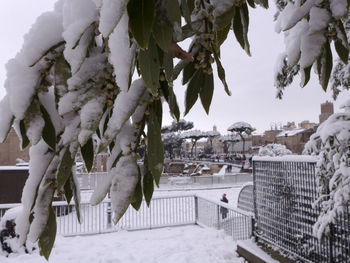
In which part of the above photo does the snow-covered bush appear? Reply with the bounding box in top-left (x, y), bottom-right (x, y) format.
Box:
top-left (0, 206), bottom-right (35, 256)
top-left (258, 143), bottom-right (293, 157)
top-left (304, 99), bottom-right (350, 240)
top-left (274, 0), bottom-right (349, 98)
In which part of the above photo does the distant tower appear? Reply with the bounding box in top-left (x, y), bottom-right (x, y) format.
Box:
top-left (319, 101), bottom-right (334, 123)
top-left (213, 125), bottom-right (217, 132)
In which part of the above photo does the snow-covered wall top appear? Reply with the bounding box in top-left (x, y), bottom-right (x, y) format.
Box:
top-left (276, 128), bottom-right (305, 137)
top-left (253, 155), bottom-right (317, 162)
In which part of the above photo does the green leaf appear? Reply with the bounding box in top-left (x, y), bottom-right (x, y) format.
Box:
top-left (153, 99), bottom-right (163, 127)
top-left (38, 206), bottom-right (56, 260)
top-left (71, 176), bottom-right (81, 223)
top-left (19, 119), bottom-right (30, 149)
top-left (179, 20), bottom-right (203, 42)
top-left (185, 68), bottom-right (202, 115)
top-left (301, 65), bottom-right (312, 87)
top-left (152, 10), bottom-right (173, 52)
top-left (168, 86), bottom-right (180, 121)
top-left (319, 41), bottom-right (333, 92)
top-left (131, 169), bottom-right (143, 211)
top-left (56, 147), bottom-right (74, 190)
top-left (212, 48), bottom-right (231, 95)
top-left (143, 156), bottom-right (154, 206)
top-left (127, 0), bottom-right (155, 48)
top-left (147, 105), bottom-right (164, 187)
top-left (0, 116), bottom-right (14, 143)
top-left (40, 104), bottom-right (56, 151)
top-left (233, 5), bottom-right (251, 56)
top-left (199, 71), bottom-right (214, 114)
top-left (216, 23), bottom-right (231, 48)
top-left (183, 61), bottom-right (196, 85)
top-left (159, 81), bottom-right (180, 121)
top-left (254, 0), bottom-right (268, 8)
top-left (63, 176), bottom-right (73, 204)
top-left (163, 52), bottom-right (174, 81)
top-left (81, 137), bottom-right (94, 172)
top-left (139, 37), bottom-right (160, 95)
top-left (334, 40), bottom-right (349, 64)
top-left (247, 0), bottom-right (256, 8)
top-left (214, 6), bottom-right (235, 30)
top-left (166, 0), bottom-right (181, 24)
top-left (180, 0), bottom-right (192, 25)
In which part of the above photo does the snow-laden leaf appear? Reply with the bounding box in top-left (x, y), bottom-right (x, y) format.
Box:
top-left (147, 104), bottom-right (164, 187)
top-left (199, 71), bottom-right (214, 114)
top-left (99, 79), bottom-right (147, 152)
top-left (81, 137), bottom-right (94, 172)
top-left (110, 155), bottom-right (139, 223)
top-left (138, 37), bottom-right (160, 95)
top-left (127, 0), bottom-right (155, 48)
top-left (108, 11), bottom-right (136, 92)
top-left (38, 205), bottom-right (56, 261)
top-left (99, 0), bottom-right (128, 37)
top-left (0, 95), bottom-right (14, 142)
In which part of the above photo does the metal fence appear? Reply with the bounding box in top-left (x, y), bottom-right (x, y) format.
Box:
top-left (253, 158), bottom-right (350, 263)
top-left (195, 196), bottom-right (252, 240)
top-left (0, 195), bottom-right (252, 240)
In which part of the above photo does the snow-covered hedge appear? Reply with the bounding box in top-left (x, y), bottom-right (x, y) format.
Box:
top-left (258, 143), bottom-right (292, 157)
top-left (304, 99), bottom-right (350, 240)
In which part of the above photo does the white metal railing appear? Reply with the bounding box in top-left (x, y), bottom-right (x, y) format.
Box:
top-left (0, 195), bottom-right (252, 240)
top-left (195, 195), bottom-right (252, 240)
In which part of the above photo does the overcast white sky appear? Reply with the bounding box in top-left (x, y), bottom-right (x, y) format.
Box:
top-left (0, 0), bottom-right (349, 134)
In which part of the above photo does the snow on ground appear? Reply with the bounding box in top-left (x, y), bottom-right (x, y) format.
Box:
top-left (3, 226), bottom-right (246, 263)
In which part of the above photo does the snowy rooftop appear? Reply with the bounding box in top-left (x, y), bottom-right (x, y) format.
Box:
top-left (276, 128), bottom-right (305, 137)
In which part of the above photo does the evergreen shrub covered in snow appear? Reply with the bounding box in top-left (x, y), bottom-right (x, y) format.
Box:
top-left (274, 0), bottom-right (349, 99)
top-left (258, 143), bottom-right (292, 157)
top-left (304, 99), bottom-right (350, 240)
top-left (0, 0), bottom-right (348, 259)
